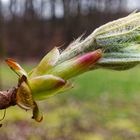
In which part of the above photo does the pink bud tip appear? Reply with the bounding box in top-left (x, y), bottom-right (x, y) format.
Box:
top-left (77, 49), bottom-right (102, 67)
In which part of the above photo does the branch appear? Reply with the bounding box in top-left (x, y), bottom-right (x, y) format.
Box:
top-left (0, 88), bottom-right (17, 109)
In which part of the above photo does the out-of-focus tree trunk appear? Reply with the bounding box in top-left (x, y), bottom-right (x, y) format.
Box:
top-left (50, 0), bottom-right (56, 20)
top-left (9, 0), bottom-right (17, 19)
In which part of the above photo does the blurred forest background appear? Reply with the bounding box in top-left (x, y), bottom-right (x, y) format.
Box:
top-left (1, 0), bottom-right (140, 140)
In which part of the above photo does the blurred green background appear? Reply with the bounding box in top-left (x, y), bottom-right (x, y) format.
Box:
top-left (1, 64), bottom-right (140, 140)
top-left (1, 0), bottom-right (140, 140)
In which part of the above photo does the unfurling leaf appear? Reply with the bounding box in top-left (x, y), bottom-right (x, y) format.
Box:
top-left (5, 58), bottom-right (27, 77)
top-left (48, 49), bottom-right (102, 79)
top-left (30, 47), bottom-right (60, 77)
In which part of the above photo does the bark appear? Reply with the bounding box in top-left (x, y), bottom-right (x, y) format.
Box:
top-left (0, 87), bottom-right (17, 109)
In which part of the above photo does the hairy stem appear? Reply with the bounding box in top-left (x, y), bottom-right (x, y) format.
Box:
top-left (57, 35), bottom-right (97, 64)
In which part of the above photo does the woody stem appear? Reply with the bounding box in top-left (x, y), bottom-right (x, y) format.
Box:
top-left (0, 88), bottom-right (17, 109)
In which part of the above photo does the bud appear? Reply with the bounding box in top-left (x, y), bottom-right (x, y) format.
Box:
top-left (48, 49), bottom-right (102, 79)
top-left (5, 12), bottom-right (140, 122)
top-left (93, 12), bottom-right (140, 70)
top-left (58, 12), bottom-right (140, 70)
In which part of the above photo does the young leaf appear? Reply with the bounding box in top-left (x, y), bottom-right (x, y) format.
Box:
top-left (5, 58), bottom-right (27, 77)
top-left (29, 75), bottom-right (66, 100)
top-left (30, 47), bottom-right (60, 77)
top-left (48, 49), bottom-right (102, 80)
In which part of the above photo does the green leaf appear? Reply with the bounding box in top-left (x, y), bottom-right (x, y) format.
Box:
top-left (33, 81), bottom-right (73, 100)
top-left (29, 74), bottom-right (71, 100)
top-left (29, 47), bottom-right (60, 77)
